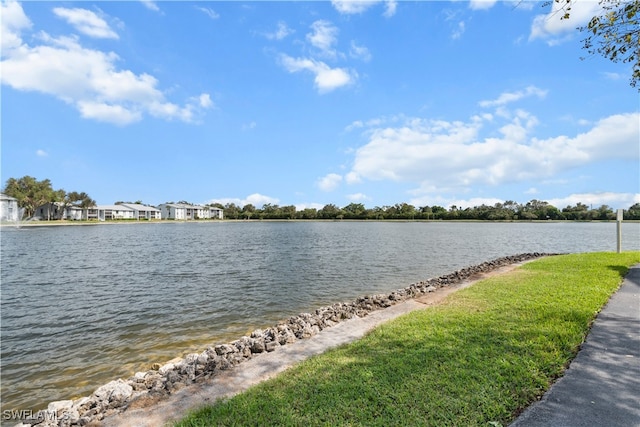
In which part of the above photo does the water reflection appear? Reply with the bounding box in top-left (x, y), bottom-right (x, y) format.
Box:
top-left (1, 221), bottom-right (638, 411)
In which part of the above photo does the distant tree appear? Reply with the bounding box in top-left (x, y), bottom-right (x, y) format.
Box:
top-left (69, 192), bottom-right (96, 208)
top-left (299, 208), bottom-right (318, 219)
top-left (447, 205), bottom-right (460, 220)
top-left (431, 205), bottom-right (447, 219)
top-left (224, 203), bottom-right (241, 219)
top-left (260, 204), bottom-right (284, 219)
top-left (241, 204), bottom-right (256, 220)
top-left (562, 202), bottom-right (590, 220)
top-left (381, 205), bottom-right (396, 218)
top-left (343, 203), bottom-right (367, 219)
top-left (367, 206), bottom-right (386, 220)
top-left (281, 205), bottom-right (297, 219)
top-left (487, 203), bottom-right (515, 221)
top-left (523, 199), bottom-right (561, 220)
top-left (472, 204), bottom-right (490, 220)
top-left (46, 190), bottom-right (96, 220)
top-left (552, 0), bottom-right (639, 88)
top-left (116, 200), bottom-right (143, 205)
top-left (3, 176), bottom-right (55, 219)
top-left (396, 203), bottom-right (417, 219)
top-left (626, 202), bottom-right (640, 219)
top-left (591, 204), bottom-right (615, 220)
top-left (319, 204), bottom-right (343, 219)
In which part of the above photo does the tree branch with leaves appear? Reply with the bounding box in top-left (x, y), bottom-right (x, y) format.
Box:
top-left (554, 0), bottom-right (639, 88)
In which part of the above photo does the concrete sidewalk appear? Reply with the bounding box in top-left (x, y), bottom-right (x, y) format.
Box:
top-left (510, 264), bottom-right (640, 427)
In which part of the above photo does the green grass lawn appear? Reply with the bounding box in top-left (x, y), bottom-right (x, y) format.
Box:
top-left (175, 252), bottom-right (640, 427)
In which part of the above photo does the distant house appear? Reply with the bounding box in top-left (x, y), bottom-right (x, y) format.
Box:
top-left (0, 193), bottom-right (20, 222)
top-left (35, 202), bottom-right (86, 220)
top-left (158, 203), bottom-right (223, 220)
top-left (93, 205), bottom-right (136, 221)
top-left (86, 204), bottom-right (161, 221)
top-left (118, 203), bottom-right (161, 220)
top-left (207, 206), bottom-right (224, 220)
top-left (66, 206), bottom-right (85, 220)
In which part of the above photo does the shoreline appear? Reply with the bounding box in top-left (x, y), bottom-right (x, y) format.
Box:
top-left (2, 219), bottom-right (635, 229)
top-left (12, 253), bottom-right (554, 427)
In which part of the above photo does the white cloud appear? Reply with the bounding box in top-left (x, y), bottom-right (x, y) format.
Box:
top-left (331, 0), bottom-right (397, 17)
top-left (345, 117), bottom-right (386, 132)
top-left (347, 193), bottom-right (370, 202)
top-left (276, 19), bottom-right (364, 93)
top-left (1, 0), bottom-right (32, 51)
top-left (140, 0), bottom-right (160, 12)
top-left (407, 195), bottom-right (505, 210)
top-left (205, 197), bottom-right (242, 206)
top-left (346, 107), bottom-right (639, 196)
top-left (345, 171), bottom-right (362, 184)
top-left (195, 6), bottom-right (219, 20)
top-left (0, 3), bottom-right (210, 125)
top-left (469, 0), bottom-right (498, 11)
top-left (307, 20), bottom-right (339, 58)
top-left (77, 100), bottom-right (142, 125)
top-left (451, 21), bottom-right (465, 40)
top-left (529, 0), bottom-right (602, 43)
top-left (452, 197), bottom-right (503, 209)
top-left (197, 93), bottom-right (213, 108)
top-left (207, 193), bottom-right (280, 208)
top-left (53, 7), bottom-right (118, 39)
top-left (242, 121), bottom-right (257, 131)
top-left (349, 41), bottom-right (372, 62)
top-left (265, 21), bottom-right (293, 40)
top-left (602, 71), bottom-right (623, 81)
top-left (279, 54), bottom-right (356, 93)
top-left (383, 1), bottom-right (397, 17)
top-left (295, 202), bottom-right (325, 211)
top-left (546, 192), bottom-right (640, 210)
top-left (36, 149), bottom-right (48, 157)
top-left (317, 173), bottom-right (343, 192)
top-left (244, 193), bottom-right (280, 207)
top-left (479, 86), bottom-right (547, 108)
top-left (525, 187), bottom-right (539, 195)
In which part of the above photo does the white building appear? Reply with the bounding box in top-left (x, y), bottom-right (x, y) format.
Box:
top-left (35, 202), bottom-right (85, 220)
top-left (158, 203), bottom-right (223, 220)
top-left (0, 193), bottom-right (20, 222)
top-left (93, 205), bottom-right (136, 221)
top-left (118, 203), bottom-right (161, 220)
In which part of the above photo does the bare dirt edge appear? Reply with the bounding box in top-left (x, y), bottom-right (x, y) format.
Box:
top-left (103, 261), bottom-right (530, 427)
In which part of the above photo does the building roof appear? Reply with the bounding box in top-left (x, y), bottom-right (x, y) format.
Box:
top-left (159, 203), bottom-right (209, 209)
top-left (96, 204), bottom-right (135, 211)
top-left (119, 203), bottom-right (160, 212)
top-left (0, 193), bottom-right (18, 201)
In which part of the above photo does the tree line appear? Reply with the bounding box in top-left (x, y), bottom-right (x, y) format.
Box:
top-left (4, 175), bottom-right (638, 221)
top-left (214, 200), bottom-right (640, 221)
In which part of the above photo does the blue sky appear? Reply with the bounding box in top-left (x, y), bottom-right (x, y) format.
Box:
top-left (2, 0), bottom-right (638, 210)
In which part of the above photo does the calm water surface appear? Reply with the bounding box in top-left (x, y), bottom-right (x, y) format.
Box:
top-left (1, 221), bottom-right (639, 412)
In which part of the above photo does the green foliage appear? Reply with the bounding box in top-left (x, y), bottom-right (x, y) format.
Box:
top-left (3, 176), bottom-right (56, 218)
top-left (627, 203), bottom-right (640, 219)
top-left (582, 0), bottom-right (639, 88)
top-left (175, 252), bottom-right (640, 427)
top-left (555, 0), bottom-right (639, 89)
top-left (3, 176), bottom-right (95, 219)
top-left (217, 200), bottom-right (633, 221)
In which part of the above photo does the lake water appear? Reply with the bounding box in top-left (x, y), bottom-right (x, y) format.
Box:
top-left (1, 221), bottom-right (639, 413)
